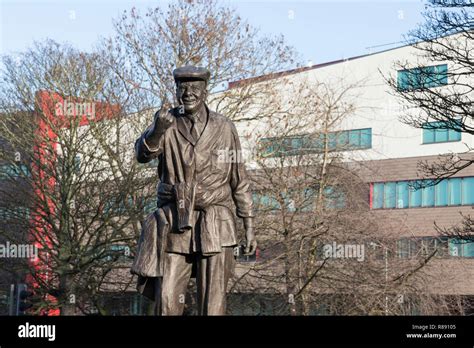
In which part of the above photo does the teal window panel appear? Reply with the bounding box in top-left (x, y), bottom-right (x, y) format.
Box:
top-left (373, 183), bottom-right (384, 209)
top-left (396, 182), bottom-right (409, 208)
top-left (409, 181), bottom-right (422, 207)
top-left (0, 206), bottom-right (30, 220)
top-left (0, 164), bottom-right (30, 179)
top-left (252, 192), bottom-right (259, 205)
top-left (312, 133), bottom-right (325, 151)
top-left (335, 192), bottom-right (346, 209)
top-left (324, 186), bottom-right (345, 209)
top-left (422, 183), bottom-right (435, 207)
top-left (258, 138), bottom-right (276, 157)
top-left (286, 137), bottom-right (303, 155)
top-left (384, 182), bottom-right (396, 208)
top-left (448, 238), bottom-right (474, 257)
top-left (74, 155), bottom-right (81, 173)
top-left (260, 194), bottom-right (271, 209)
top-left (449, 238), bottom-right (463, 257)
top-left (336, 131), bottom-right (349, 148)
top-left (301, 187), bottom-right (315, 212)
top-left (327, 133), bottom-right (337, 150)
top-left (435, 180), bottom-right (448, 206)
top-left (423, 120), bottom-right (460, 144)
top-left (300, 135), bottom-right (313, 152)
top-left (423, 128), bottom-right (435, 143)
top-left (397, 70), bottom-right (412, 91)
top-left (448, 178), bottom-right (462, 205)
top-left (282, 191), bottom-right (296, 212)
top-left (398, 64), bottom-right (448, 91)
top-left (433, 237), bottom-right (448, 258)
top-left (436, 128), bottom-right (448, 142)
top-left (374, 177), bottom-right (474, 209)
top-left (110, 244), bottom-right (127, 252)
top-left (259, 128), bottom-right (372, 157)
top-left (348, 130), bottom-right (360, 148)
top-left (448, 128), bottom-right (461, 141)
top-left (463, 241), bottom-right (474, 257)
top-left (291, 137), bottom-right (303, 149)
top-left (396, 239), bottom-right (414, 259)
top-left (430, 64), bottom-right (448, 87)
top-left (261, 194), bottom-right (281, 211)
top-left (143, 197), bottom-right (156, 214)
top-left (360, 128), bottom-right (372, 148)
top-left (323, 186), bottom-right (334, 209)
top-left (281, 138), bottom-right (292, 155)
top-left (396, 239), bottom-right (407, 258)
top-left (461, 177), bottom-right (474, 205)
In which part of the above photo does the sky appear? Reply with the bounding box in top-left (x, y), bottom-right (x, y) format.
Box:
top-left (0, 0), bottom-right (428, 67)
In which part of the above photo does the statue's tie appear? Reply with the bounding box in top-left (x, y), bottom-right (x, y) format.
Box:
top-left (190, 118), bottom-right (200, 142)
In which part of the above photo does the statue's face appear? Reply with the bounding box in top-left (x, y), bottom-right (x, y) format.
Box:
top-left (176, 80), bottom-right (207, 114)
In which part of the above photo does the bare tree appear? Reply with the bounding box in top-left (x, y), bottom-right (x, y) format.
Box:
top-left (0, 0), bottom-right (301, 315)
top-left (0, 40), bottom-right (155, 315)
top-left (384, 1), bottom-right (473, 284)
top-left (101, 0), bottom-right (300, 121)
top-left (387, 0), bottom-right (473, 180)
top-left (225, 77), bottom-right (447, 315)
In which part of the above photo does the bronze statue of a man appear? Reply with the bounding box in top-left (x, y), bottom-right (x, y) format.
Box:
top-left (131, 65), bottom-right (256, 315)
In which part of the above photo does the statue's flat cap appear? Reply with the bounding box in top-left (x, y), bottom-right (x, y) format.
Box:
top-left (173, 65), bottom-right (210, 83)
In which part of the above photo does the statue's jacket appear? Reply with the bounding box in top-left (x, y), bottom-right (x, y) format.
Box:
top-left (131, 106), bottom-right (254, 282)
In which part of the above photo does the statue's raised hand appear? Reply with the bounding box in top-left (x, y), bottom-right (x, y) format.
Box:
top-left (146, 103), bottom-right (175, 147)
top-left (152, 103), bottom-right (174, 134)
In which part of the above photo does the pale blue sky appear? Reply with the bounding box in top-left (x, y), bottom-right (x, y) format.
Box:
top-left (0, 0), bottom-right (427, 66)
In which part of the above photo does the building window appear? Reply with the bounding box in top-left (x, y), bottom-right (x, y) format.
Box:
top-left (462, 177), bottom-right (474, 205)
top-left (259, 128), bottom-right (372, 158)
top-left (422, 184), bottom-right (435, 207)
top-left (449, 178), bottom-right (462, 205)
top-left (435, 180), bottom-right (448, 206)
top-left (301, 187), bottom-right (316, 212)
top-left (73, 155), bottom-right (81, 174)
top-left (448, 238), bottom-right (474, 258)
top-left (422, 120), bottom-right (461, 144)
top-left (396, 238), bottom-right (419, 259)
top-left (384, 182), bottom-right (396, 209)
top-left (104, 196), bottom-right (135, 215)
top-left (252, 192), bottom-right (281, 212)
top-left (409, 180), bottom-right (422, 208)
top-left (397, 64), bottom-right (448, 91)
top-left (253, 186), bottom-right (343, 213)
top-left (104, 244), bottom-right (131, 262)
top-left (397, 237), bottom-right (449, 259)
top-left (371, 176), bottom-right (474, 209)
top-left (0, 206), bottom-right (30, 220)
top-left (0, 164), bottom-right (30, 179)
top-left (324, 186), bottom-right (345, 210)
top-left (396, 181), bottom-right (409, 208)
top-left (373, 183), bottom-right (384, 209)
top-left (142, 197), bottom-right (156, 214)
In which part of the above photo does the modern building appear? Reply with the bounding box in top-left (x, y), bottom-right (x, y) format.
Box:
top-left (225, 31), bottom-right (473, 311)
